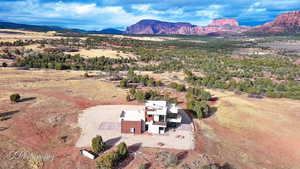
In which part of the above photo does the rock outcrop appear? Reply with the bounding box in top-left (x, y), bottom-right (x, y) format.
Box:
top-left (125, 19), bottom-right (250, 35)
top-left (251, 11), bottom-right (300, 34)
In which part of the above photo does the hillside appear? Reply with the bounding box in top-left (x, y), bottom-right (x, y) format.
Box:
top-left (125, 19), bottom-right (250, 35)
top-left (249, 11), bottom-right (300, 34)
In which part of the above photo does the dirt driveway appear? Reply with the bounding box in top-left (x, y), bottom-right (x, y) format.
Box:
top-left (76, 105), bottom-right (195, 150)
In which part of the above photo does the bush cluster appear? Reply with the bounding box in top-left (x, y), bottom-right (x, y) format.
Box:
top-left (96, 142), bottom-right (129, 169)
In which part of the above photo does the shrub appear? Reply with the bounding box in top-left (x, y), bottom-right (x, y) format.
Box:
top-left (126, 94), bottom-right (131, 102)
top-left (96, 151), bottom-right (119, 169)
top-left (84, 72), bottom-right (89, 78)
top-left (139, 163), bottom-right (147, 169)
top-left (120, 79), bottom-right (129, 88)
top-left (187, 100), bottom-right (210, 119)
top-left (116, 142), bottom-right (128, 161)
top-left (2, 62), bottom-right (7, 67)
top-left (10, 93), bottom-right (21, 103)
top-left (176, 84), bottom-right (186, 92)
top-left (92, 135), bottom-right (105, 154)
top-left (169, 82), bottom-right (178, 89)
top-left (135, 90), bottom-right (145, 102)
top-left (164, 152), bottom-right (178, 167)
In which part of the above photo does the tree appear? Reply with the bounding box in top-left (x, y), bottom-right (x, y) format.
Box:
top-left (116, 142), bottom-right (128, 161)
top-left (120, 79), bottom-right (129, 88)
top-left (135, 91), bottom-right (145, 102)
top-left (96, 151), bottom-right (119, 169)
top-left (2, 62), bottom-right (7, 67)
top-left (176, 84), bottom-right (186, 92)
top-left (10, 93), bottom-right (21, 103)
top-left (84, 72), bottom-right (89, 78)
top-left (92, 135), bottom-right (105, 154)
top-left (187, 100), bottom-right (210, 119)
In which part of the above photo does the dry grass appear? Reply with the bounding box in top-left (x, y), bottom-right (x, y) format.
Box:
top-left (65, 48), bottom-right (136, 59)
top-left (90, 34), bottom-right (178, 41)
top-left (0, 68), bottom-right (126, 103)
top-left (197, 89), bottom-right (300, 169)
top-left (0, 68), bottom-right (129, 169)
top-left (0, 29), bottom-right (60, 42)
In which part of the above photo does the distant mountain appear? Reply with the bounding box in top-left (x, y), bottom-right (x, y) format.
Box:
top-left (249, 11), bottom-right (300, 35)
top-left (125, 19), bottom-right (250, 35)
top-left (89, 28), bottom-right (124, 34)
top-left (0, 21), bottom-right (68, 32)
top-left (0, 21), bottom-right (126, 35)
top-left (125, 19), bottom-right (194, 34)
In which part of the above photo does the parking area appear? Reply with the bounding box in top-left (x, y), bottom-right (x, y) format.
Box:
top-left (76, 105), bottom-right (195, 150)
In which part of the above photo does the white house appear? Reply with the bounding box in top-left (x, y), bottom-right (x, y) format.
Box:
top-left (120, 101), bottom-right (182, 134)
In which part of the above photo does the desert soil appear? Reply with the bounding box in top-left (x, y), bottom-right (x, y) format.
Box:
top-left (1, 68), bottom-right (300, 169)
top-left (65, 48), bottom-right (136, 59)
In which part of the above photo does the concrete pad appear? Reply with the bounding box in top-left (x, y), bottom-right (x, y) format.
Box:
top-left (76, 105), bottom-right (195, 150)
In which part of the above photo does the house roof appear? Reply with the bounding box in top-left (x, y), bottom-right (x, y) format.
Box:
top-left (120, 110), bottom-right (145, 121)
top-left (145, 101), bottom-right (167, 110)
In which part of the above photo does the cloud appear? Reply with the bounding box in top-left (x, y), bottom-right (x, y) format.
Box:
top-left (0, 0), bottom-right (160, 30)
top-left (247, 2), bottom-right (266, 13)
top-left (0, 0), bottom-right (299, 29)
top-left (131, 4), bottom-right (151, 12)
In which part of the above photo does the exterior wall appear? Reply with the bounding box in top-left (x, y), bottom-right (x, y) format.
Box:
top-left (121, 120), bottom-right (143, 134)
top-left (148, 124), bottom-right (166, 134)
top-left (154, 115), bottom-right (159, 122)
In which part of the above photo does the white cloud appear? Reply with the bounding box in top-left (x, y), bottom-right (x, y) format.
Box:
top-left (196, 5), bottom-right (223, 19)
top-left (0, 0), bottom-right (161, 30)
top-left (131, 4), bottom-right (151, 12)
top-left (247, 2), bottom-right (266, 12)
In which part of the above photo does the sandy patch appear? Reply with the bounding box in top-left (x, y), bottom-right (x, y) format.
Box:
top-left (65, 48), bottom-right (136, 59)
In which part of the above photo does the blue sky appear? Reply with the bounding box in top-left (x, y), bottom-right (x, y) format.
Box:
top-left (0, 0), bottom-right (299, 30)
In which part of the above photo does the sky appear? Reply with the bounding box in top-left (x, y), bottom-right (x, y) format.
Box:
top-left (0, 0), bottom-right (299, 30)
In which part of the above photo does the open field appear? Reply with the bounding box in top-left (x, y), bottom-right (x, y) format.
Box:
top-left (1, 68), bottom-right (300, 168)
top-left (0, 29), bottom-right (59, 42)
top-left (90, 34), bottom-right (179, 41)
top-left (0, 68), bottom-right (127, 169)
top-left (65, 48), bottom-right (136, 59)
top-left (196, 89), bottom-right (300, 169)
top-left (1, 29), bottom-right (300, 169)
top-left (76, 105), bottom-right (194, 150)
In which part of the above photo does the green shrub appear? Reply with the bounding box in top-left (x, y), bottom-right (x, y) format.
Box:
top-left (116, 142), bottom-right (128, 161)
top-left (92, 135), bottom-right (105, 154)
top-left (176, 84), bottom-right (186, 92)
top-left (139, 163), bottom-right (147, 169)
top-left (120, 79), bottom-right (129, 88)
top-left (96, 151), bottom-right (119, 169)
top-left (169, 82), bottom-right (178, 89)
top-left (10, 93), bottom-right (21, 103)
top-left (187, 100), bottom-right (210, 119)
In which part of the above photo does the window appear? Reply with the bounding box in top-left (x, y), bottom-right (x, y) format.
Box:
top-left (130, 128), bottom-right (135, 133)
top-left (159, 115), bottom-right (165, 122)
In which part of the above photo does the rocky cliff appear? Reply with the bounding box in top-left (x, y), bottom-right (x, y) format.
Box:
top-left (251, 11), bottom-right (300, 34)
top-left (125, 18), bottom-right (250, 35)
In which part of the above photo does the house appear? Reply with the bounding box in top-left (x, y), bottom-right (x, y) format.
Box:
top-left (120, 101), bottom-right (182, 134)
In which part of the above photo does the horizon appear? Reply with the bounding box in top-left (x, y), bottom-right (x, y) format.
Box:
top-left (0, 0), bottom-right (300, 30)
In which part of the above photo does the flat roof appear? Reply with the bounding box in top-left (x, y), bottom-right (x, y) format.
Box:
top-left (120, 110), bottom-right (145, 121)
top-left (145, 101), bottom-right (167, 110)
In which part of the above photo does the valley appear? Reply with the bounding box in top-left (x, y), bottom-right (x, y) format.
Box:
top-left (1, 9), bottom-right (300, 169)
